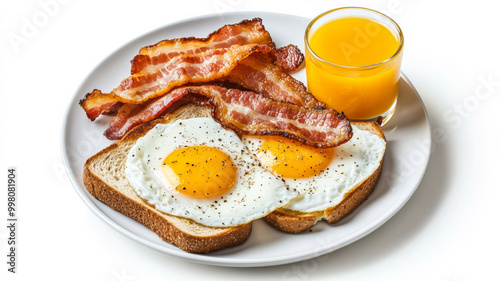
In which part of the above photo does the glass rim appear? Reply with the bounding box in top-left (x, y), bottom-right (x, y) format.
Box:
top-left (305, 6), bottom-right (404, 70)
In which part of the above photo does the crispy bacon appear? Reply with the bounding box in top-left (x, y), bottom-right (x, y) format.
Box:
top-left (273, 44), bottom-right (304, 73)
top-left (85, 18), bottom-right (276, 118)
top-left (80, 19), bottom-right (348, 146)
top-left (105, 85), bottom-right (352, 147)
top-left (103, 50), bottom-right (323, 139)
top-left (79, 90), bottom-right (121, 121)
top-left (131, 18), bottom-right (275, 75)
top-left (130, 19), bottom-right (304, 78)
top-left (225, 53), bottom-right (324, 108)
top-left (80, 44), bottom-right (275, 120)
top-left (182, 86), bottom-right (351, 147)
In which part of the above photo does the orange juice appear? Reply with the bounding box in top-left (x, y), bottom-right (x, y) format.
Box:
top-left (305, 8), bottom-right (403, 121)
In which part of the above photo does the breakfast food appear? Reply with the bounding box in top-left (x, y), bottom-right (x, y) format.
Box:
top-left (100, 84), bottom-right (352, 147)
top-left (130, 18), bottom-right (275, 74)
top-left (245, 121), bottom-right (386, 233)
top-left (79, 19), bottom-right (335, 141)
top-left (83, 105), bottom-right (255, 253)
top-left (80, 17), bottom-right (387, 253)
top-left (125, 115), bottom-right (298, 227)
top-left (82, 44), bottom-right (276, 114)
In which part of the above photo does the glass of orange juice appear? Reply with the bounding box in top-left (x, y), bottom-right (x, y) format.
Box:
top-left (305, 7), bottom-right (404, 124)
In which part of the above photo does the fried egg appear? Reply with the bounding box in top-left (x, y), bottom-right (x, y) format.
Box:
top-left (243, 125), bottom-right (386, 213)
top-left (125, 118), bottom-right (298, 227)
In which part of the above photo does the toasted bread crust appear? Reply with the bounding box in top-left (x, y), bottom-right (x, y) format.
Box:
top-left (263, 210), bottom-right (320, 234)
top-left (83, 165), bottom-right (251, 253)
top-left (264, 121), bottom-right (385, 233)
top-left (83, 104), bottom-right (252, 253)
top-left (324, 163), bottom-right (383, 223)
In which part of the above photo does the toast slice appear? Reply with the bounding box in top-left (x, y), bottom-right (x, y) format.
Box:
top-left (83, 104), bottom-right (252, 253)
top-left (263, 121), bottom-right (386, 233)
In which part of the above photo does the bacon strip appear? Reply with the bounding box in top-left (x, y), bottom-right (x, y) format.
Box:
top-left (105, 85), bottom-right (352, 147)
top-left (101, 47), bottom-right (320, 139)
top-left (225, 53), bottom-right (324, 108)
top-left (131, 19), bottom-right (304, 75)
top-left (79, 90), bottom-right (122, 121)
top-left (131, 18), bottom-right (275, 75)
top-left (185, 86), bottom-right (351, 147)
top-left (273, 44), bottom-right (304, 73)
top-left (86, 18), bottom-right (276, 118)
top-left (80, 44), bottom-right (275, 120)
top-left (81, 19), bottom-right (338, 145)
top-left (81, 19), bottom-right (307, 120)
top-left (103, 89), bottom-right (189, 140)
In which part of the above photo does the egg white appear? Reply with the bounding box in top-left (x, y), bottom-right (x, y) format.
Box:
top-left (125, 118), bottom-right (298, 227)
top-left (243, 125), bottom-right (386, 213)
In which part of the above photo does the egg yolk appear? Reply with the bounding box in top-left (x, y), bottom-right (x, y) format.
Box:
top-left (257, 136), bottom-right (334, 179)
top-left (162, 146), bottom-right (237, 199)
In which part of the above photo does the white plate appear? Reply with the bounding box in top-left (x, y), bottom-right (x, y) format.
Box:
top-left (61, 12), bottom-right (430, 267)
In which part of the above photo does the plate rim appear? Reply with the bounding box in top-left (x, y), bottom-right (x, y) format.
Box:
top-left (60, 11), bottom-right (431, 267)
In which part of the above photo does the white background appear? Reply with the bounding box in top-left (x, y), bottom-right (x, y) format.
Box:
top-left (1, 0), bottom-right (499, 280)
